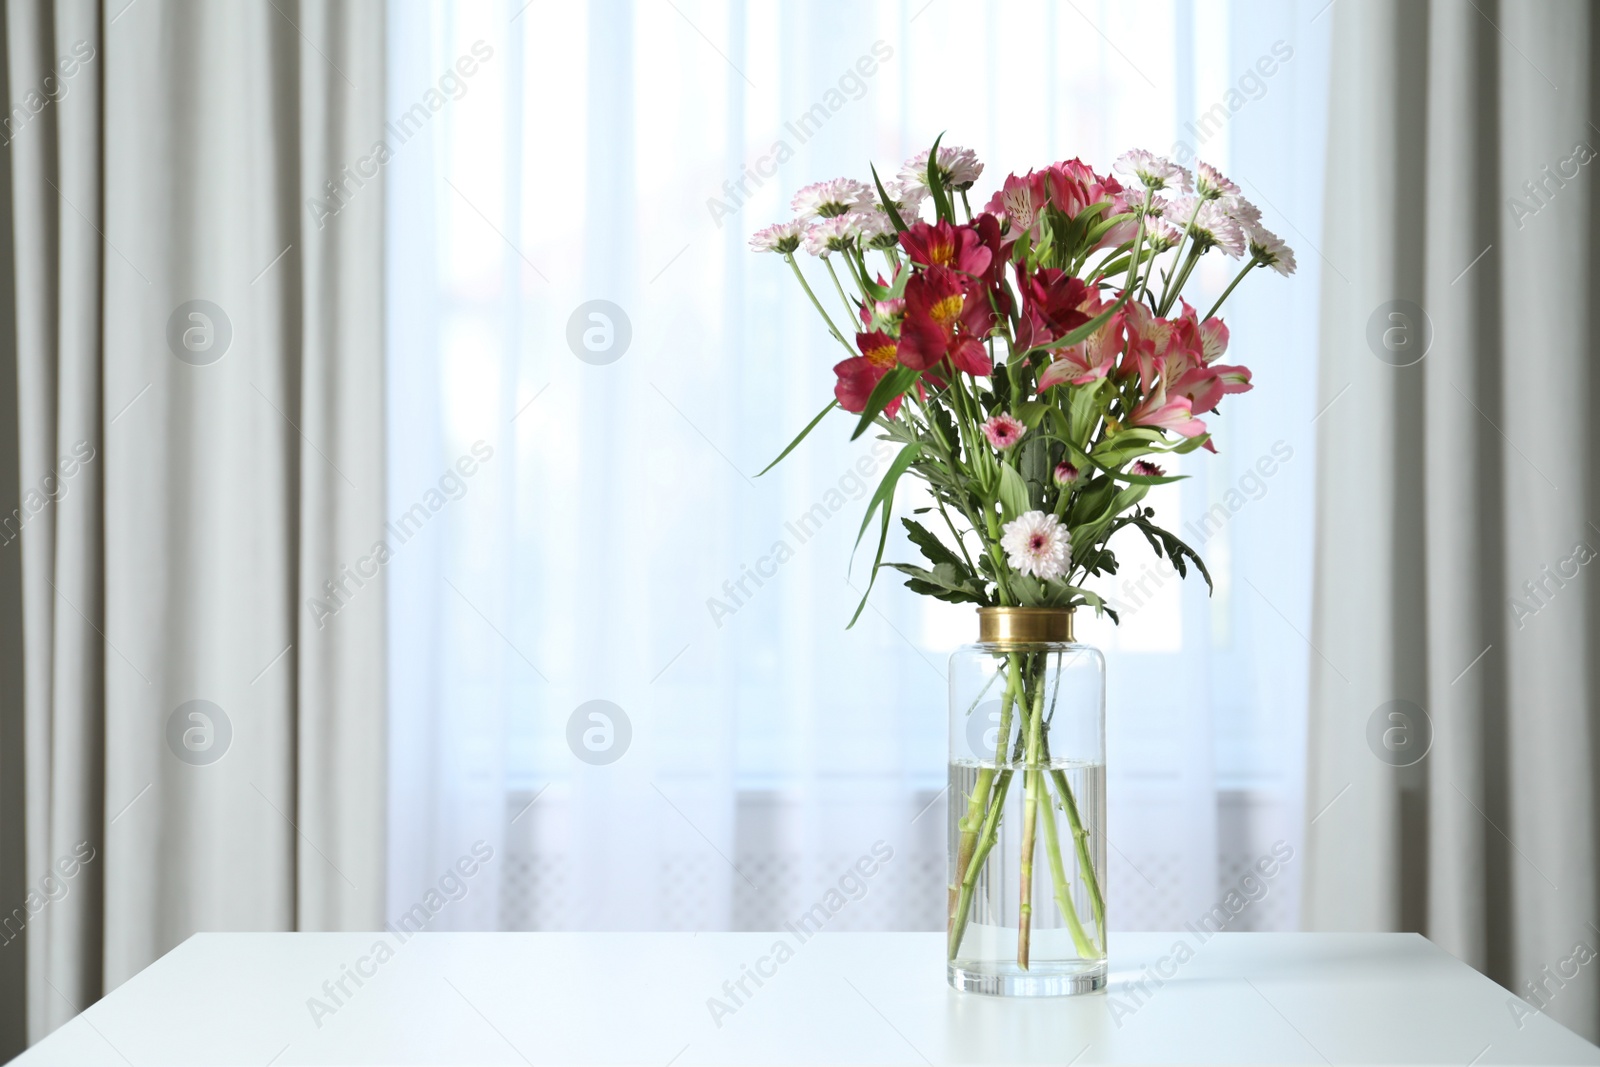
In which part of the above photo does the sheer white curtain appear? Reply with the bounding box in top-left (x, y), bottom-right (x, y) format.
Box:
top-left (385, 0), bottom-right (1330, 934)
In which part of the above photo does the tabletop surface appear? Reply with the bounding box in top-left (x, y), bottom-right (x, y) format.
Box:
top-left (13, 931), bottom-right (1600, 1066)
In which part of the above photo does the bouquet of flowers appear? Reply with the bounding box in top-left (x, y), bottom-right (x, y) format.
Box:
top-left (751, 139), bottom-right (1292, 971)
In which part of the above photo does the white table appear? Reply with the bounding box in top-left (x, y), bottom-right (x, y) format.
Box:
top-left (14, 932), bottom-right (1599, 1065)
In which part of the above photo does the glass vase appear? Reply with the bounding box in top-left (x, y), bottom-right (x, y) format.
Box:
top-left (947, 607), bottom-right (1106, 996)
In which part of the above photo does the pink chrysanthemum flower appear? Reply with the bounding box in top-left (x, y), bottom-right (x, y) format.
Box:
top-left (982, 413), bottom-right (1026, 450)
top-left (1169, 196), bottom-right (1246, 258)
top-left (1220, 194), bottom-right (1261, 226)
top-left (1053, 461), bottom-right (1081, 485)
top-left (1000, 511), bottom-right (1071, 581)
top-left (1245, 222), bottom-right (1297, 276)
top-left (1131, 460), bottom-right (1166, 478)
top-left (898, 145), bottom-right (984, 195)
top-left (1142, 217), bottom-right (1181, 252)
top-left (791, 178), bottom-right (874, 219)
top-left (1114, 149), bottom-right (1190, 193)
top-left (870, 297), bottom-right (906, 329)
top-left (749, 219), bottom-right (809, 254)
top-left (1194, 161), bottom-right (1240, 200)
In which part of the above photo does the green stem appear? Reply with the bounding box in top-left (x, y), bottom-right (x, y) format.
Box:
top-left (1202, 257), bottom-right (1261, 322)
top-left (1157, 197), bottom-right (1206, 314)
top-left (1138, 243), bottom-right (1160, 303)
top-left (1050, 765), bottom-right (1105, 947)
top-left (1039, 772), bottom-right (1097, 958)
top-left (948, 769), bottom-right (1013, 960)
top-left (822, 256), bottom-right (858, 323)
top-left (784, 254), bottom-right (855, 356)
top-left (937, 498), bottom-right (980, 576)
top-left (951, 658), bottom-right (1017, 921)
top-left (1157, 245), bottom-right (1204, 318)
top-left (1016, 675), bottom-right (1046, 968)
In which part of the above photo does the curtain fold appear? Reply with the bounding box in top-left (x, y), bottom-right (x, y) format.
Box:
top-left (1308, 0), bottom-right (1600, 1042)
top-left (0, 0), bottom-right (386, 1054)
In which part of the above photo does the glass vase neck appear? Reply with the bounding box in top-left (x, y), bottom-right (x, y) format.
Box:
top-left (976, 607), bottom-right (1074, 644)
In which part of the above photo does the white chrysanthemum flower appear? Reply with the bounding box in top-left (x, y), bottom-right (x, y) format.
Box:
top-left (898, 145), bottom-right (984, 194)
top-left (1114, 149), bottom-right (1190, 193)
top-left (882, 178), bottom-right (929, 221)
top-left (1169, 196), bottom-right (1246, 258)
top-left (1245, 222), bottom-right (1297, 276)
top-left (1194, 160), bottom-right (1240, 200)
top-left (749, 219), bottom-right (809, 254)
top-left (1000, 511), bottom-right (1071, 581)
top-left (803, 215), bottom-right (859, 257)
top-left (855, 210), bottom-right (899, 250)
top-left (791, 178), bottom-right (874, 219)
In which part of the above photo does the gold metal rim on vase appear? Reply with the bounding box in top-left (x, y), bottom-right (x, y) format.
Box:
top-left (976, 607), bottom-right (1074, 644)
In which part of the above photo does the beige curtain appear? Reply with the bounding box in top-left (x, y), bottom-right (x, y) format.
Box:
top-left (1308, 0), bottom-right (1600, 1042)
top-left (0, 0), bottom-right (386, 1054)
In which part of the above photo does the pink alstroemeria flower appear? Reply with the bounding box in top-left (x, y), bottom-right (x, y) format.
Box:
top-left (1117, 302), bottom-right (1172, 391)
top-left (983, 171), bottom-right (1046, 237)
top-left (1129, 388), bottom-right (1208, 439)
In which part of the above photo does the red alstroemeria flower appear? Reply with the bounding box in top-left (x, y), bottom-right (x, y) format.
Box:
top-left (898, 266), bottom-right (991, 376)
top-left (834, 331), bottom-right (906, 416)
top-left (899, 220), bottom-right (993, 277)
top-left (1039, 293), bottom-right (1123, 390)
top-left (1017, 268), bottom-right (1091, 352)
top-left (963, 213), bottom-right (1013, 335)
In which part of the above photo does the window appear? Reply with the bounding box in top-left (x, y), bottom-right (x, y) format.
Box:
top-left (386, 0), bottom-right (1330, 934)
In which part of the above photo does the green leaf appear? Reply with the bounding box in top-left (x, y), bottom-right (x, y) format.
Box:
top-left (1134, 516), bottom-right (1214, 593)
top-left (901, 517), bottom-right (966, 571)
top-left (1108, 466), bottom-right (1185, 486)
top-left (853, 442), bottom-right (922, 559)
top-left (997, 463), bottom-right (1031, 520)
top-left (925, 132), bottom-right (953, 223)
top-left (871, 164), bottom-right (909, 234)
top-left (1010, 573), bottom-right (1047, 607)
top-left (885, 561), bottom-right (986, 605)
top-left (1015, 400), bottom-right (1050, 429)
top-left (846, 442), bottom-right (923, 627)
top-left (1083, 210), bottom-right (1134, 247)
top-left (758, 400), bottom-right (837, 476)
top-left (1094, 428), bottom-right (1165, 451)
top-left (1067, 480), bottom-right (1114, 524)
top-left (850, 365), bottom-right (917, 441)
top-left (1066, 380), bottom-right (1103, 443)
